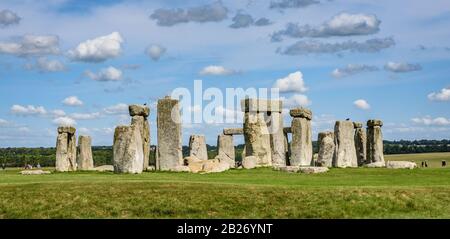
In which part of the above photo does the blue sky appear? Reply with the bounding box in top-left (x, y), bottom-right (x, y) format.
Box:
top-left (0, 0), bottom-right (450, 147)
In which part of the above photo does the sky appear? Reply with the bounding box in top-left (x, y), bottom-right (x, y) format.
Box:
top-left (0, 0), bottom-right (450, 147)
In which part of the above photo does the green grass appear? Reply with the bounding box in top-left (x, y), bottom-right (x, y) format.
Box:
top-left (0, 152), bottom-right (449, 219)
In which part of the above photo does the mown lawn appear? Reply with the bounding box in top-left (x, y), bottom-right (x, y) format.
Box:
top-left (1, 154), bottom-right (449, 219)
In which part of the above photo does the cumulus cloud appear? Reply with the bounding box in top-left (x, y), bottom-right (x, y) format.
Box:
top-left (353, 99), bottom-right (370, 110)
top-left (103, 103), bottom-right (128, 115)
top-left (0, 9), bottom-right (21, 27)
top-left (86, 66), bottom-right (123, 81)
top-left (273, 71), bottom-right (308, 93)
top-left (62, 96), bottom-right (83, 106)
top-left (384, 62), bottom-right (422, 73)
top-left (68, 32), bottom-right (123, 62)
top-left (229, 12), bottom-right (272, 28)
top-left (332, 64), bottom-right (379, 78)
top-left (282, 94), bottom-right (311, 107)
top-left (199, 65), bottom-right (238, 76)
top-left (428, 87), bottom-right (450, 101)
top-left (272, 13), bottom-right (380, 41)
top-left (277, 37), bottom-right (395, 55)
top-left (25, 57), bottom-right (66, 72)
top-left (412, 116), bottom-right (450, 126)
top-left (270, 0), bottom-right (319, 9)
top-left (150, 1), bottom-right (228, 27)
top-left (146, 44), bottom-right (166, 61)
top-left (53, 116), bottom-right (76, 126)
top-left (0, 35), bottom-right (60, 57)
top-left (10, 105), bottom-right (47, 116)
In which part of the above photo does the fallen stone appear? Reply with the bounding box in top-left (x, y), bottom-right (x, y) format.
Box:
top-left (364, 161), bottom-right (386, 168)
top-left (278, 166), bottom-right (300, 173)
top-left (129, 104), bottom-right (150, 117)
top-left (21, 170), bottom-right (51, 175)
top-left (215, 153), bottom-right (235, 168)
top-left (298, 167), bottom-right (329, 174)
top-left (242, 156), bottom-right (258, 169)
top-left (170, 166), bottom-right (191, 172)
top-left (92, 165), bottom-right (114, 172)
top-left (386, 161), bottom-right (417, 169)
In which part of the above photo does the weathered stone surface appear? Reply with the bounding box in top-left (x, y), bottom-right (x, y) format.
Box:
top-left (21, 170), bottom-right (50, 175)
top-left (214, 151), bottom-right (235, 169)
top-left (367, 120), bottom-right (384, 164)
top-left (55, 127), bottom-right (77, 172)
top-left (364, 161), bottom-right (386, 168)
top-left (283, 127), bottom-right (292, 134)
top-left (207, 161), bottom-right (230, 173)
top-left (243, 112), bottom-right (272, 166)
top-left (217, 134), bottom-right (235, 165)
top-left (289, 108), bottom-right (312, 120)
top-left (147, 166), bottom-right (156, 171)
top-left (298, 166), bottom-right (329, 174)
top-left (131, 115), bottom-right (150, 170)
top-left (93, 165), bottom-right (114, 172)
top-left (242, 156), bottom-right (258, 169)
top-left (113, 124), bottom-right (144, 174)
top-left (290, 117), bottom-right (313, 166)
top-left (386, 161), bottom-right (417, 169)
top-left (157, 97), bottom-right (183, 171)
top-left (269, 111), bottom-right (286, 167)
top-left (170, 166), bottom-right (191, 172)
top-left (353, 122), bottom-right (363, 128)
top-left (241, 98), bottom-right (282, 113)
top-left (129, 104), bottom-right (150, 117)
top-left (278, 166), bottom-right (300, 173)
top-left (317, 131), bottom-right (334, 167)
top-left (332, 121), bottom-right (358, 168)
top-left (223, 128), bottom-right (243, 135)
top-left (77, 135), bottom-right (94, 170)
top-left (189, 135), bottom-right (208, 161)
top-left (367, 119), bottom-right (383, 127)
top-left (354, 126), bottom-right (367, 166)
top-left (184, 155), bottom-right (202, 165)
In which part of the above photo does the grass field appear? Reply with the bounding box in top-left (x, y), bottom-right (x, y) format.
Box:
top-left (0, 153), bottom-right (449, 219)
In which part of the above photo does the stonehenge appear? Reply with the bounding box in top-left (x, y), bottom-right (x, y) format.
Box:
top-left (354, 122), bottom-right (367, 166)
top-left (157, 96), bottom-right (183, 171)
top-left (367, 119), bottom-right (385, 164)
top-left (316, 131), bottom-right (334, 167)
top-left (113, 124), bottom-right (144, 174)
top-left (55, 126), bottom-right (77, 172)
top-left (333, 121), bottom-right (358, 168)
top-left (129, 104), bottom-right (150, 170)
top-left (77, 135), bottom-right (94, 170)
top-left (289, 108), bottom-right (313, 166)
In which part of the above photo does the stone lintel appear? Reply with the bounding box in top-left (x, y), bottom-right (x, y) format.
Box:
top-left (367, 119), bottom-right (383, 127)
top-left (240, 98), bottom-right (282, 113)
top-left (58, 126), bottom-right (76, 134)
top-left (223, 128), bottom-right (244, 135)
top-left (129, 104), bottom-right (150, 117)
top-left (289, 108), bottom-right (312, 120)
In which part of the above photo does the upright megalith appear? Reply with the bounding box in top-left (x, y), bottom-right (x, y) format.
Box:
top-left (113, 124), bottom-right (144, 174)
top-left (289, 108), bottom-right (313, 166)
top-left (129, 104), bottom-right (150, 169)
top-left (189, 135), bottom-right (208, 161)
top-left (157, 96), bottom-right (183, 171)
top-left (55, 126), bottom-right (77, 172)
top-left (217, 134), bottom-right (235, 162)
top-left (241, 99), bottom-right (281, 167)
top-left (77, 135), bottom-right (93, 170)
top-left (317, 131), bottom-right (334, 167)
top-left (268, 101), bottom-right (286, 167)
top-left (367, 119), bottom-right (384, 164)
top-left (354, 122), bottom-right (367, 166)
top-left (333, 121), bottom-right (358, 168)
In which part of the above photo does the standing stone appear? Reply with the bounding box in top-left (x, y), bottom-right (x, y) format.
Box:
top-left (289, 108), bottom-right (313, 166)
top-left (55, 126), bottom-right (77, 172)
top-left (217, 134), bottom-right (235, 162)
top-left (129, 104), bottom-right (150, 170)
top-left (317, 131), bottom-right (334, 167)
top-left (269, 111), bottom-right (286, 167)
top-left (113, 124), bottom-right (144, 174)
top-left (283, 128), bottom-right (291, 162)
top-left (243, 111), bottom-right (272, 166)
top-left (157, 96), bottom-right (183, 171)
top-left (77, 135), bottom-right (94, 170)
top-left (354, 122), bottom-right (367, 166)
top-left (189, 135), bottom-right (208, 161)
top-left (367, 119), bottom-right (385, 164)
top-left (333, 121), bottom-right (358, 168)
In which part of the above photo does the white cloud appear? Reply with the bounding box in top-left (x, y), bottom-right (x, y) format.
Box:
top-left (11, 105), bottom-right (47, 116)
top-left (86, 66), bottom-right (123, 81)
top-left (332, 64), bottom-right (379, 78)
top-left (36, 57), bottom-right (66, 72)
top-left (0, 118), bottom-right (9, 127)
top-left (103, 103), bottom-right (128, 115)
top-left (0, 9), bottom-right (21, 27)
top-left (51, 109), bottom-right (66, 118)
top-left (199, 65), bottom-right (238, 76)
top-left (146, 44), bottom-right (166, 61)
top-left (282, 94), bottom-right (311, 108)
top-left (70, 112), bottom-right (101, 120)
top-left (353, 99), bottom-right (370, 110)
top-left (62, 96), bottom-right (83, 106)
top-left (412, 116), bottom-right (450, 126)
top-left (428, 87), bottom-right (450, 101)
top-left (0, 35), bottom-right (60, 57)
top-left (384, 62), bottom-right (422, 73)
top-left (68, 32), bottom-right (123, 62)
top-left (273, 71), bottom-right (308, 93)
top-left (52, 116), bottom-right (77, 126)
